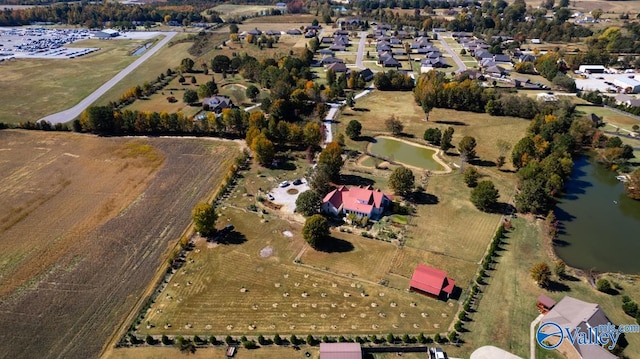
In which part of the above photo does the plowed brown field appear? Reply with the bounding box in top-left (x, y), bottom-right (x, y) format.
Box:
top-left (0, 130), bottom-right (238, 359)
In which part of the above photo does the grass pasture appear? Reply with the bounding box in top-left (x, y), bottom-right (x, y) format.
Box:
top-left (140, 207), bottom-right (458, 337)
top-left (209, 4), bottom-right (278, 20)
top-left (0, 38), bottom-right (154, 124)
top-left (94, 37), bottom-right (193, 107)
top-left (0, 130), bottom-right (239, 359)
top-left (340, 90), bottom-right (531, 169)
top-left (449, 216), bottom-right (640, 359)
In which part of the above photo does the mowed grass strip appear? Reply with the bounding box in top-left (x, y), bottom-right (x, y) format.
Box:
top-left (141, 208), bottom-right (457, 337)
top-left (0, 39), bottom-right (151, 123)
top-left (300, 232), bottom-right (397, 284)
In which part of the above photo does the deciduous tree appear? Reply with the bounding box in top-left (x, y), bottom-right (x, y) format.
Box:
top-left (423, 127), bottom-right (442, 145)
top-left (192, 203), bottom-right (217, 237)
top-left (530, 262), bottom-right (551, 287)
top-left (385, 115), bottom-right (403, 136)
top-left (440, 127), bottom-right (454, 152)
top-left (251, 134), bottom-right (275, 166)
top-left (303, 214), bottom-right (330, 249)
top-left (389, 167), bottom-right (415, 196)
top-left (463, 166), bottom-right (479, 187)
top-left (317, 142), bottom-right (344, 180)
top-left (183, 89), bottom-right (198, 104)
top-left (470, 180), bottom-right (499, 212)
top-left (345, 120), bottom-right (362, 139)
top-left (295, 190), bottom-right (322, 217)
top-left (458, 136), bottom-right (477, 160)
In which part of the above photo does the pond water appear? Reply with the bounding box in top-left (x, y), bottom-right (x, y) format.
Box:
top-left (367, 137), bottom-right (444, 171)
top-left (132, 42), bottom-right (152, 56)
top-left (554, 156), bottom-right (640, 273)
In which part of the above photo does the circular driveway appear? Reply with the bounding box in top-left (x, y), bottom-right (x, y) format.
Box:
top-left (270, 179), bottom-right (310, 214)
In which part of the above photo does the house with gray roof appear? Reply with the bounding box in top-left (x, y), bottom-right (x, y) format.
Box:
top-left (203, 96), bottom-right (234, 113)
top-left (541, 296), bottom-right (617, 359)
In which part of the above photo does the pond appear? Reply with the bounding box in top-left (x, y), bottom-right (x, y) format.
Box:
top-left (554, 156), bottom-right (640, 274)
top-left (367, 137), bottom-right (444, 171)
top-left (132, 42), bottom-right (152, 56)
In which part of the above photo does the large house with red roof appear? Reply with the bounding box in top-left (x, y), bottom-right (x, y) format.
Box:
top-left (409, 264), bottom-right (456, 299)
top-left (321, 185), bottom-right (391, 219)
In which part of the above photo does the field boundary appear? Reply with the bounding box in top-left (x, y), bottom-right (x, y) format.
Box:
top-left (101, 139), bottom-right (244, 358)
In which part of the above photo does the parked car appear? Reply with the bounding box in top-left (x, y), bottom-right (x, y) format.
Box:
top-left (267, 193), bottom-right (275, 201)
top-left (279, 181), bottom-right (290, 188)
top-left (292, 179), bottom-right (303, 185)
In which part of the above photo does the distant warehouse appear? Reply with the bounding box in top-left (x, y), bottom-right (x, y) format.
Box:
top-left (613, 76), bottom-right (640, 94)
top-left (578, 64), bottom-right (606, 74)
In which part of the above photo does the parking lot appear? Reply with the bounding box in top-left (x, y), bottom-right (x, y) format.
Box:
top-left (269, 178), bottom-right (309, 214)
top-left (0, 28), bottom-right (163, 60)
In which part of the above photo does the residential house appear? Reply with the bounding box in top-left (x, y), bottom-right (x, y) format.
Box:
top-left (247, 28), bottom-right (262, 36)
top-left (321, 56), bottom-right (344, 65)
top-left (321, 36), bottom-right (334, 44)
top-left (359, 68), bottom-right (374, 82)
top-left (409, 264), bottom-right (456, 299)
top-left (203, 96), bottom-right (234, 113)
top-left (265, 29), bottom-right (281, 36)
top-left (329, 44), bottom-right (346, 52)
top-left (319, 49), bottom-right (335, 56)
top-left (519, 54), bottom-right (536, 63)
top-left (286, 29), bottom-right (302, 35)
top-left (321, 185), bottom-right (391, 219)
top-left (493, 54), bottom-right (512, 63)
top-left (615, 94), bottom-right (640, 107)
top-left (326, 62), bottom-right (348, 73)
top-left (485, 65), bottom-right (507, 76)
top-left (540, 296), bottom-right (618, 359)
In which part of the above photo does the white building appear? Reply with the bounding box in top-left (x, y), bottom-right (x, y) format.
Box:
top-left (613, 76), bottom-right (640, 94)
top-left (578, 65), bottom-right (606, 74)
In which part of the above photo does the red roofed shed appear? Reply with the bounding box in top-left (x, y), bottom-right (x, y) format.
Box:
top-left (409, 264), bottom-right (456, 299)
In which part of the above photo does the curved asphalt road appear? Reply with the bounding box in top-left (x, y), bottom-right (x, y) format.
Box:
top-left (39, 32), bottom-right (177, 125)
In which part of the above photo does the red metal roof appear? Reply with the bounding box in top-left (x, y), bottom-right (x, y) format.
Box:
top-left (537, 294), bottom-right (556, 308)
top-left (409, 264), bottom-right (455, 296)
top-left (321, 185), bottom-right (389, 217)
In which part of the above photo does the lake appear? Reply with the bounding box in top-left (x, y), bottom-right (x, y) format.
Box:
top-left (554, 156), bottom-right (640, 273)
top-left (367, 137), bottom-right (444, 171)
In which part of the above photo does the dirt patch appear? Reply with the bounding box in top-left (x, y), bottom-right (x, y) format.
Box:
top-left (0, 130), bottom-right (239, 359)
top-left (286, 188), bottom-right (299, 195)
top-left (259, 246), bottom-right (274, 258)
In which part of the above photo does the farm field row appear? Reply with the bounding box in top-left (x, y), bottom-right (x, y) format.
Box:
top-left (0, 130), bottom-right (239, 359)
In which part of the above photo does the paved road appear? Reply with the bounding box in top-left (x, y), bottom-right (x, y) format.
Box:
top-left (438, 35), bottom-right (466, 73)
top-left (355, 31), bottom-right (367, 70)
top-left (39, 32), bottom-right (178, 124)
top-left (323, 103), bottom-right (340, 145)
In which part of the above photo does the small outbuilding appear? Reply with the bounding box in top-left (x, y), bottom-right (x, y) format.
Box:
top-left (536, 294), bottom-right (556, 314)
top-left (320, 342), bottom-right (362, 359)
top-left (409, 264), bottom-right (455, 299)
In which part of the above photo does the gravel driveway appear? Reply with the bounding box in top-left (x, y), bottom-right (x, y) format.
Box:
top-left (270, 179), bottom-right (309, 214)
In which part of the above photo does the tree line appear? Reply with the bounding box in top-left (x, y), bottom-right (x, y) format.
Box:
top-left (414, 71), bottom-right (545, 120)
top-left (0, 2), bottom-right (206, 27)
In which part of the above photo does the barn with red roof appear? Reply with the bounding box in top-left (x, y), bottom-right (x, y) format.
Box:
top-left (321, 185), bottom-right (391, 219)
top-left (409, 264), bottom-right (456, 299)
